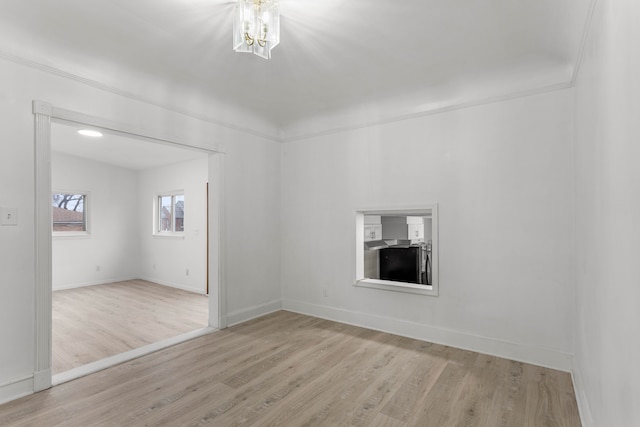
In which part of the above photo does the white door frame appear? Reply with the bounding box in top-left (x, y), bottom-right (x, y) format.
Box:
top-left (32, 100), bottom-right (227, 391)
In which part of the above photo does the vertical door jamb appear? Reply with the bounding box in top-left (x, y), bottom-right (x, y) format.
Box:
top-left (33, 101), bottom-right (53, 392)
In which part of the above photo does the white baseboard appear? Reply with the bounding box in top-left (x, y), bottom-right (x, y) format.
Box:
top-left (571, 366), bottom-right (594, 427)
top-left (138, 276), bottom-right (206, 295)
top-left (227, 299), bottom-right (283, 327)
top-left (282, 298), bottom-right (574, 372)
top-left (52, 276), bottom-right (138, 291)
top-left (0, 375), bottom-right (33, 405)
top-left (54, 276), bottom-right (207, 295)
top-left (33, 369), bottom-right (51, 392)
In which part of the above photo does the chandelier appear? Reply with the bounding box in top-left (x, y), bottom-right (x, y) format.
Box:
top-left (233, 0), bottom-right (280, 60)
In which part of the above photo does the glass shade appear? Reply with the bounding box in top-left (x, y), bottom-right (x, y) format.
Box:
top-left (233, 0), bottom-right (280, 59)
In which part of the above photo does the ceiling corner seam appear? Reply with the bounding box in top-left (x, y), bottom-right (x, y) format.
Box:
top-left (280, 81), bottom-right (574, 144)
top-left (0, 50), bottom-right (281, 143)
top-left (570, 0), bottom-right (599, 88)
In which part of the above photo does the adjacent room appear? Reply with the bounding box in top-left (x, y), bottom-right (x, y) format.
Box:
top-left (50, 121), bottom-right (210, 376)
top-left (0, 0), bottom-right (638, 426)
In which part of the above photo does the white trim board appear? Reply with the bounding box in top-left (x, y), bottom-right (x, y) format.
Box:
top-left (282, 299), bottom-right (574, 372)
top-left (53, 277), bottom-right (208, 294)
top-left (137, 275), bottom-right (207, 295)
top-left (52, 276), bottom-right (139, 291)
top-left (226, 299), bottom-right (283, 327)
top-left (571, 367), bottom-right (594, 427)
top-left (2, 50), bottom-right (577, 145)
top-left (280, 82), bottom-right (573, 143)
top-left (53, 327), bottom-right (216, 386)
top-left (0, 375), bottom-right (33, 405)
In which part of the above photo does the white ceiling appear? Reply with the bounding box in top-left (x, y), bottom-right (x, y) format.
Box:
top-left (1, 0), bottom-right (592, 133)
top-left (51, 121), bottom-right (208, 171)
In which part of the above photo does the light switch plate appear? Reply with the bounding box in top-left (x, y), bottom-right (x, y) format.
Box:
top-left (0, 207), bottom-right (18, 226)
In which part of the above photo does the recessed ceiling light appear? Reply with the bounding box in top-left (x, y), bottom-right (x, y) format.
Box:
top-left (77, 129), bottom-right (103, 138)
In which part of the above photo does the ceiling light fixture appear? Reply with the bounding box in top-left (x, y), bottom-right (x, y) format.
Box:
top-left (77, 129), bottom-right (103, 138)
top-left (233, 0), bottom-right (280, 60)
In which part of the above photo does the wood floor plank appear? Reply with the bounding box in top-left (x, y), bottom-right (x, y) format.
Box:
top-left (299, 335), bottom-right (420, 426)
top-left (251, 331), bottom-right (401, 425)
top-left (104, 314), bottom-right (328, 426)
top-left (523, 364), bottom-right (581, 427)
top-left (370, 413), bottom-right (409, 427)
top-left (207, 324), bottom-right (379, 426)
top-left (380, 343), bottom-right (449, 422)
top-left (445, 353), bottom-right (511, 427)
top-left (0, 311), bottom-right (582, 426)
top-left (206, 328), bottom-right (393, 426)
top-left (406, 360), bottom-right (475, 426)
top-left (318, 336), bottom-right (435, 426)
top-left (486, 360), bottom-right (527, 427)
top-left (52, 280), bottom-right (208, 374)
top-left (60, 318), bottom-right (327, 425)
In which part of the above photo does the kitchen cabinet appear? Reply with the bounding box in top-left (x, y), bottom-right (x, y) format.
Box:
top-left (407, 223), bottom-right (424, 240)
top-left (364, 224), bottom-right (382, 241)
top-left (364, 215), bottom-right (382, 242)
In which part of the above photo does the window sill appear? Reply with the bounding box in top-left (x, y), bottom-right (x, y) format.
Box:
top-left (354, 279), bottom-right (438, 296)
top-left (153, 233), bottom-right (185, 240)
top-left (53, 232), bottom-right (90, 240)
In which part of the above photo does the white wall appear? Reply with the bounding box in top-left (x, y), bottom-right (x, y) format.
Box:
top-left (0, 57), bottom-right (282, 403)
top-left (51, 152), bottom-right (140, 290)
top-left (572, 0), bottom-right (640, 425)
top-left (138, 157), bottom-right (208, 294)
top-left (281, 89), bottom-right (575, 370)
top-left (224, 135), bottom-right (282, 323)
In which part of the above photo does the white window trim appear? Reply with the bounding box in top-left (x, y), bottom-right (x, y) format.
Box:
top-left (355, 204), bottom-right (439, 297)
top-left (154, 190), bottom-right (185, 238)
top-left (52, 190), bottom-right (90, 239)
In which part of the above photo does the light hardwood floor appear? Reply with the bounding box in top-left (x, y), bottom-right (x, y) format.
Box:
top-left (2, 311), bottom-right (580, 426)
top-left (52, 279), bottom-right (209, 374)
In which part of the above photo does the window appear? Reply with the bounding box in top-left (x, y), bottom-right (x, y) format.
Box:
top-left (52, 193), bottom-right (88, 235)
top-left (355, 205), bottom-right (438, 296)
top-left (156, 193), bottom-right (184, 234)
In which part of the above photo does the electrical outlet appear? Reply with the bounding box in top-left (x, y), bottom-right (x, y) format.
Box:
top-left (96, 265), bottom-right (100, 272)
top-left (323, 288), bottom-right (328, 298)
top-left (0, 207), bottom-right (18, 226)
top-left (186, 268), bottom-right (189, 276)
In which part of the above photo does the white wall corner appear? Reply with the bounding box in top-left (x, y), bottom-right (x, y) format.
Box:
top-left (571, 365), bottom-right (594, 427)
top-left (226, 300), bottom-right (283, 327)
top-left (0, 375), bottom-right (33, 405)
top-left (282, 298), bottom-right (574, 372)
top-left (136, 276), bottom-right (206, 295)
top-left (53, 277), bottom-right (139, 292)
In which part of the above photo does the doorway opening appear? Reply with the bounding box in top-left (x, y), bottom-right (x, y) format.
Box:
top-left (33, 101), bottom-right (226, 391)
top-left (50, 121), bottom-right (211, 378)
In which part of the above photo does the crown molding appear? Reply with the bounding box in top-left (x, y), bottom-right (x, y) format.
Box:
top-left (0, 50), bottom-right (280, 142)
top-left (2, 48), bottom-right (579, 145)
top-left (280, 81), bottom-right (573, 143)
